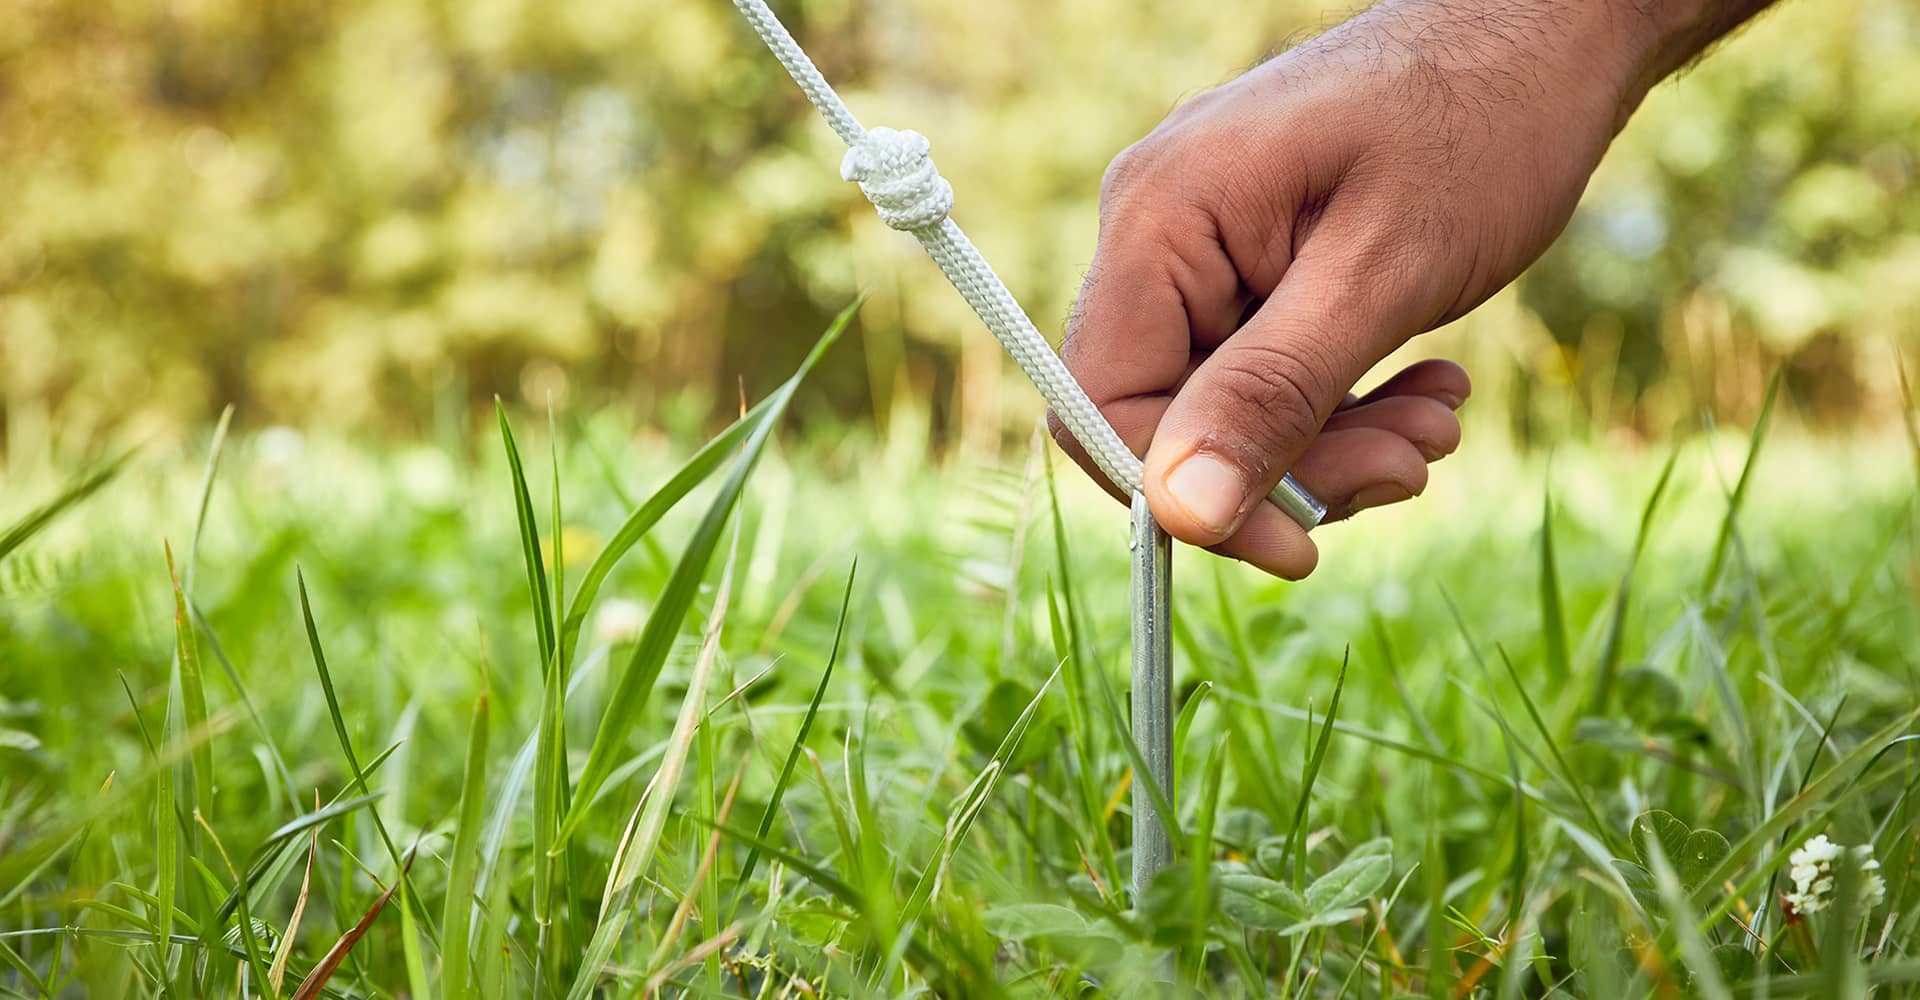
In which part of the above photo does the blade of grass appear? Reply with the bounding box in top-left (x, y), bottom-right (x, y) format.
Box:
top-left (1697, 706), bottom-right (1920, 923)
top-left (117, 672), bottom-right (191, 846)
top-left (497, 401), bottom-right (557, 667)
top-left (736, 561), bottom-right (855, 894)
top-left (92, 888), bottom-right (197, 934)
top-left (396, 882), bottom-right (431, 1000)
top-left (0, 940), bottom-right (51, 997)
top-left (1087, 637), bottom-right (1180, 864)
top-left (693, 810), bottom-right (958, 984)
top-left (1701, 370), bottom-right (1781, 594)
top-left (475, 821), bottom-right (515, 1000)
top-left (1820, 847), bottom-right (1868, 997)
top-left (1423, 775), bottom-right (1450, 1000)
top-left (0, 450), bottom-right (130, 565)
top-left (555, 299), bottom-right (862, 674)
top-left (1277, 650), bottom-right (1348, 884)
top-left (214, 775), bottom-right (394, 924)
top-left (1643, 837), bottom-right (1731, 1000)
top-left (1042, 448), bottom-right (1123, 893)
top-left (550, 403), bottom-right (567, 657)
top-left (1591, 447), bottom-right (1680, 712)
top-left (165, 544), bottom-right (215, 930)
top-left (440, 691), bottom-right (490, 1000)
top-left (267, 829), bottom-right (317, 995)
top-left (1371, 618), bottom-right (1473, 802)
top-left (561, 308), bottom-right (852, 839)
top-left (1538, 486), bottom-right (1569, 685)
top-left (566, 515), bottom-right (743, 1000)
top-left (288, 850), bottom-right (415, 1000)
top-left (154, 657), bottom-right (179, 976)
top-left (1172, 680), bottom-right (1214, 792)
top-left (696, 816), bottom-right (861, 905)
top-left (1185, 738), bottom-right (1229, 973)
top-left (189, 607), bottom-right (297, 805)
top-left (495, 398), bottom-right (572, 990)
top-left (472, 643), bottom-right (607, 933)
top-left (1207, 565), bottom-right (1290, 819)
top-left (1493, 646), bottom-right (1622, 856)
top-left (1214, 688), bottom-right (1553, 808)
top-left (1495, 696), bottom-right (1527, 933)
top-left (548, 429), bottom-right (579, 927)
top-left (194, 813), bottom-right (273, 997)
top-left (844, 719), bottom-right (895, 965)
top-left (1044, 576), bottom-right (1124, 898)
top-left (185, 404), bottom-right (234, 594)
top-left (802, 747), bottom-right (860, 889)
top-left (875, 663), bottom-right (1064, 988)
top-left (647, 757), bottom-right (749, 975)
top-left (295, 570), bottom-right (434, 945)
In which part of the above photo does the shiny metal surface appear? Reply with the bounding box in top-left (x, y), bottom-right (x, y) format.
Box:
top-left (1129, 492), bottom-right (1174, 899)
top-left (1271, 472), bottom-right (1327, 530)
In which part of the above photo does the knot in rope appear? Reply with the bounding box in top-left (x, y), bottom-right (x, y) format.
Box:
top-left (729, 0), bottom-right (1325, 528)
top-left (840, 127), bottom-right (953, 232)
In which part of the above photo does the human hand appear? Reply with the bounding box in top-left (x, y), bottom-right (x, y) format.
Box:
top-left (1055, 0), bottom-right (1768, 577)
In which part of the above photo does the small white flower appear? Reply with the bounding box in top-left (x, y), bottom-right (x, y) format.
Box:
top-left (1784, 834), bottom-right (1888, 917)
top-left (1790, 834), bottom-right (1841, 868)
top-left (594, 598), bottom-right (647, 645)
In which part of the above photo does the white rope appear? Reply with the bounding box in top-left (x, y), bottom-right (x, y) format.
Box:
top-left (728, 0), bottom-right (1326, 528)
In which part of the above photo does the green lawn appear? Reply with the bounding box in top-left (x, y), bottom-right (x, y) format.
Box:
top-left (3, 349), bottom-right (1918, 996)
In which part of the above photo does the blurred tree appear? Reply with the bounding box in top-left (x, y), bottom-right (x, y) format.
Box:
top-left (1, 0), bottom-right (1914, 447)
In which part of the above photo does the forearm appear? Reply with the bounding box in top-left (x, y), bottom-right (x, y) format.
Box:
top-left (1337, 0), bottom-right (1781, 131)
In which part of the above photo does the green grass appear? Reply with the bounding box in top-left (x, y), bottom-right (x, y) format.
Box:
top-left (2, 339), bottom-right (1918, 996)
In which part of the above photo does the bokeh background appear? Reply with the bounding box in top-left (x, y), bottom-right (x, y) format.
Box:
top-left (3, 0), bottom-right (1918, 455)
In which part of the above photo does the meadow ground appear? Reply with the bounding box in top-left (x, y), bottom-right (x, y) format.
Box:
top-left (3, 347), bottom-right (1919, 996)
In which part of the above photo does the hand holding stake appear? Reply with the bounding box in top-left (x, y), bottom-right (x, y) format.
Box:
top-left (725, 0), bottom-right (1325, 904)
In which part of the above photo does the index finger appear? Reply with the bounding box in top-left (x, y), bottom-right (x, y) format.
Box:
top-left (1058, 210), bottom-right (1245, 487)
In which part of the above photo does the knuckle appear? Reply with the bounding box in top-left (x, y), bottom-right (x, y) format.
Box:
top-left (1211, 341), bottom-right (1334, 455)
top-left (1099, 140), bottom-right (1157, 204)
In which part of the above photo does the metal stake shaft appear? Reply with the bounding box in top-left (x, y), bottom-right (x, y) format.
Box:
top-left (1129, 492), bottom-right (1174, 900)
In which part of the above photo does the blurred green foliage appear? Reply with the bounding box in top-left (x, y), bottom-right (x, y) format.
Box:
top-left (2, 0), bottom-right (1916, 446)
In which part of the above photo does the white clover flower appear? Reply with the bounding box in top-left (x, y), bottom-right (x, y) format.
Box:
top-left (1790, 834), bottom-right (1841, 867)
top-left (1784, 834), bottom-right (1888, 916)
top-left (594, 597), bottom-right (648, 645)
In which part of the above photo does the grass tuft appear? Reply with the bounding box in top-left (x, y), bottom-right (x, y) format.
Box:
top-left (2, 344), bottom-right (1916, 996)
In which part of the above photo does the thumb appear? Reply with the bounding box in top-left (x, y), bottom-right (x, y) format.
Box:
top-left (1142, 257), bottom-right (1408, 545)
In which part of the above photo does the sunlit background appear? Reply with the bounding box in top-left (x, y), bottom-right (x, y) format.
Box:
top-left (5, 5), bottom-right (1920, 993)
top-left (4, 0), bottom-right (1917, 457)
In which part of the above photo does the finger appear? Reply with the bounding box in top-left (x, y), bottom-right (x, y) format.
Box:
top-left (1321, 394), bottom-right (1460, 461)
top-left (1289, 426), bottom-right (1431, 522)
top-left (1353, 358), bottom-right (1471, 410)
top-left (1060, 242), bottom-right (1190, 409)
top-left (1204, 503), bottom-right (1318, 579)
top-left (1063, 199), bottom-right (1249, 412)
top-left (1203, 425), bottom-right (1434, 575)
top-left (1142, 253), bottom-right (1416, 546)
top-left (1059, 177), bottom-right (1271, 487)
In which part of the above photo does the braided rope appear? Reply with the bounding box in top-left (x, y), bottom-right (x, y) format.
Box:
top-left (728, 0), bottom-right (1325, 529)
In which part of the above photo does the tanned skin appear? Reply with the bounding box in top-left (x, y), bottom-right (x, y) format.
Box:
top-left (1054, 0), bottom-right (1777, 578)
